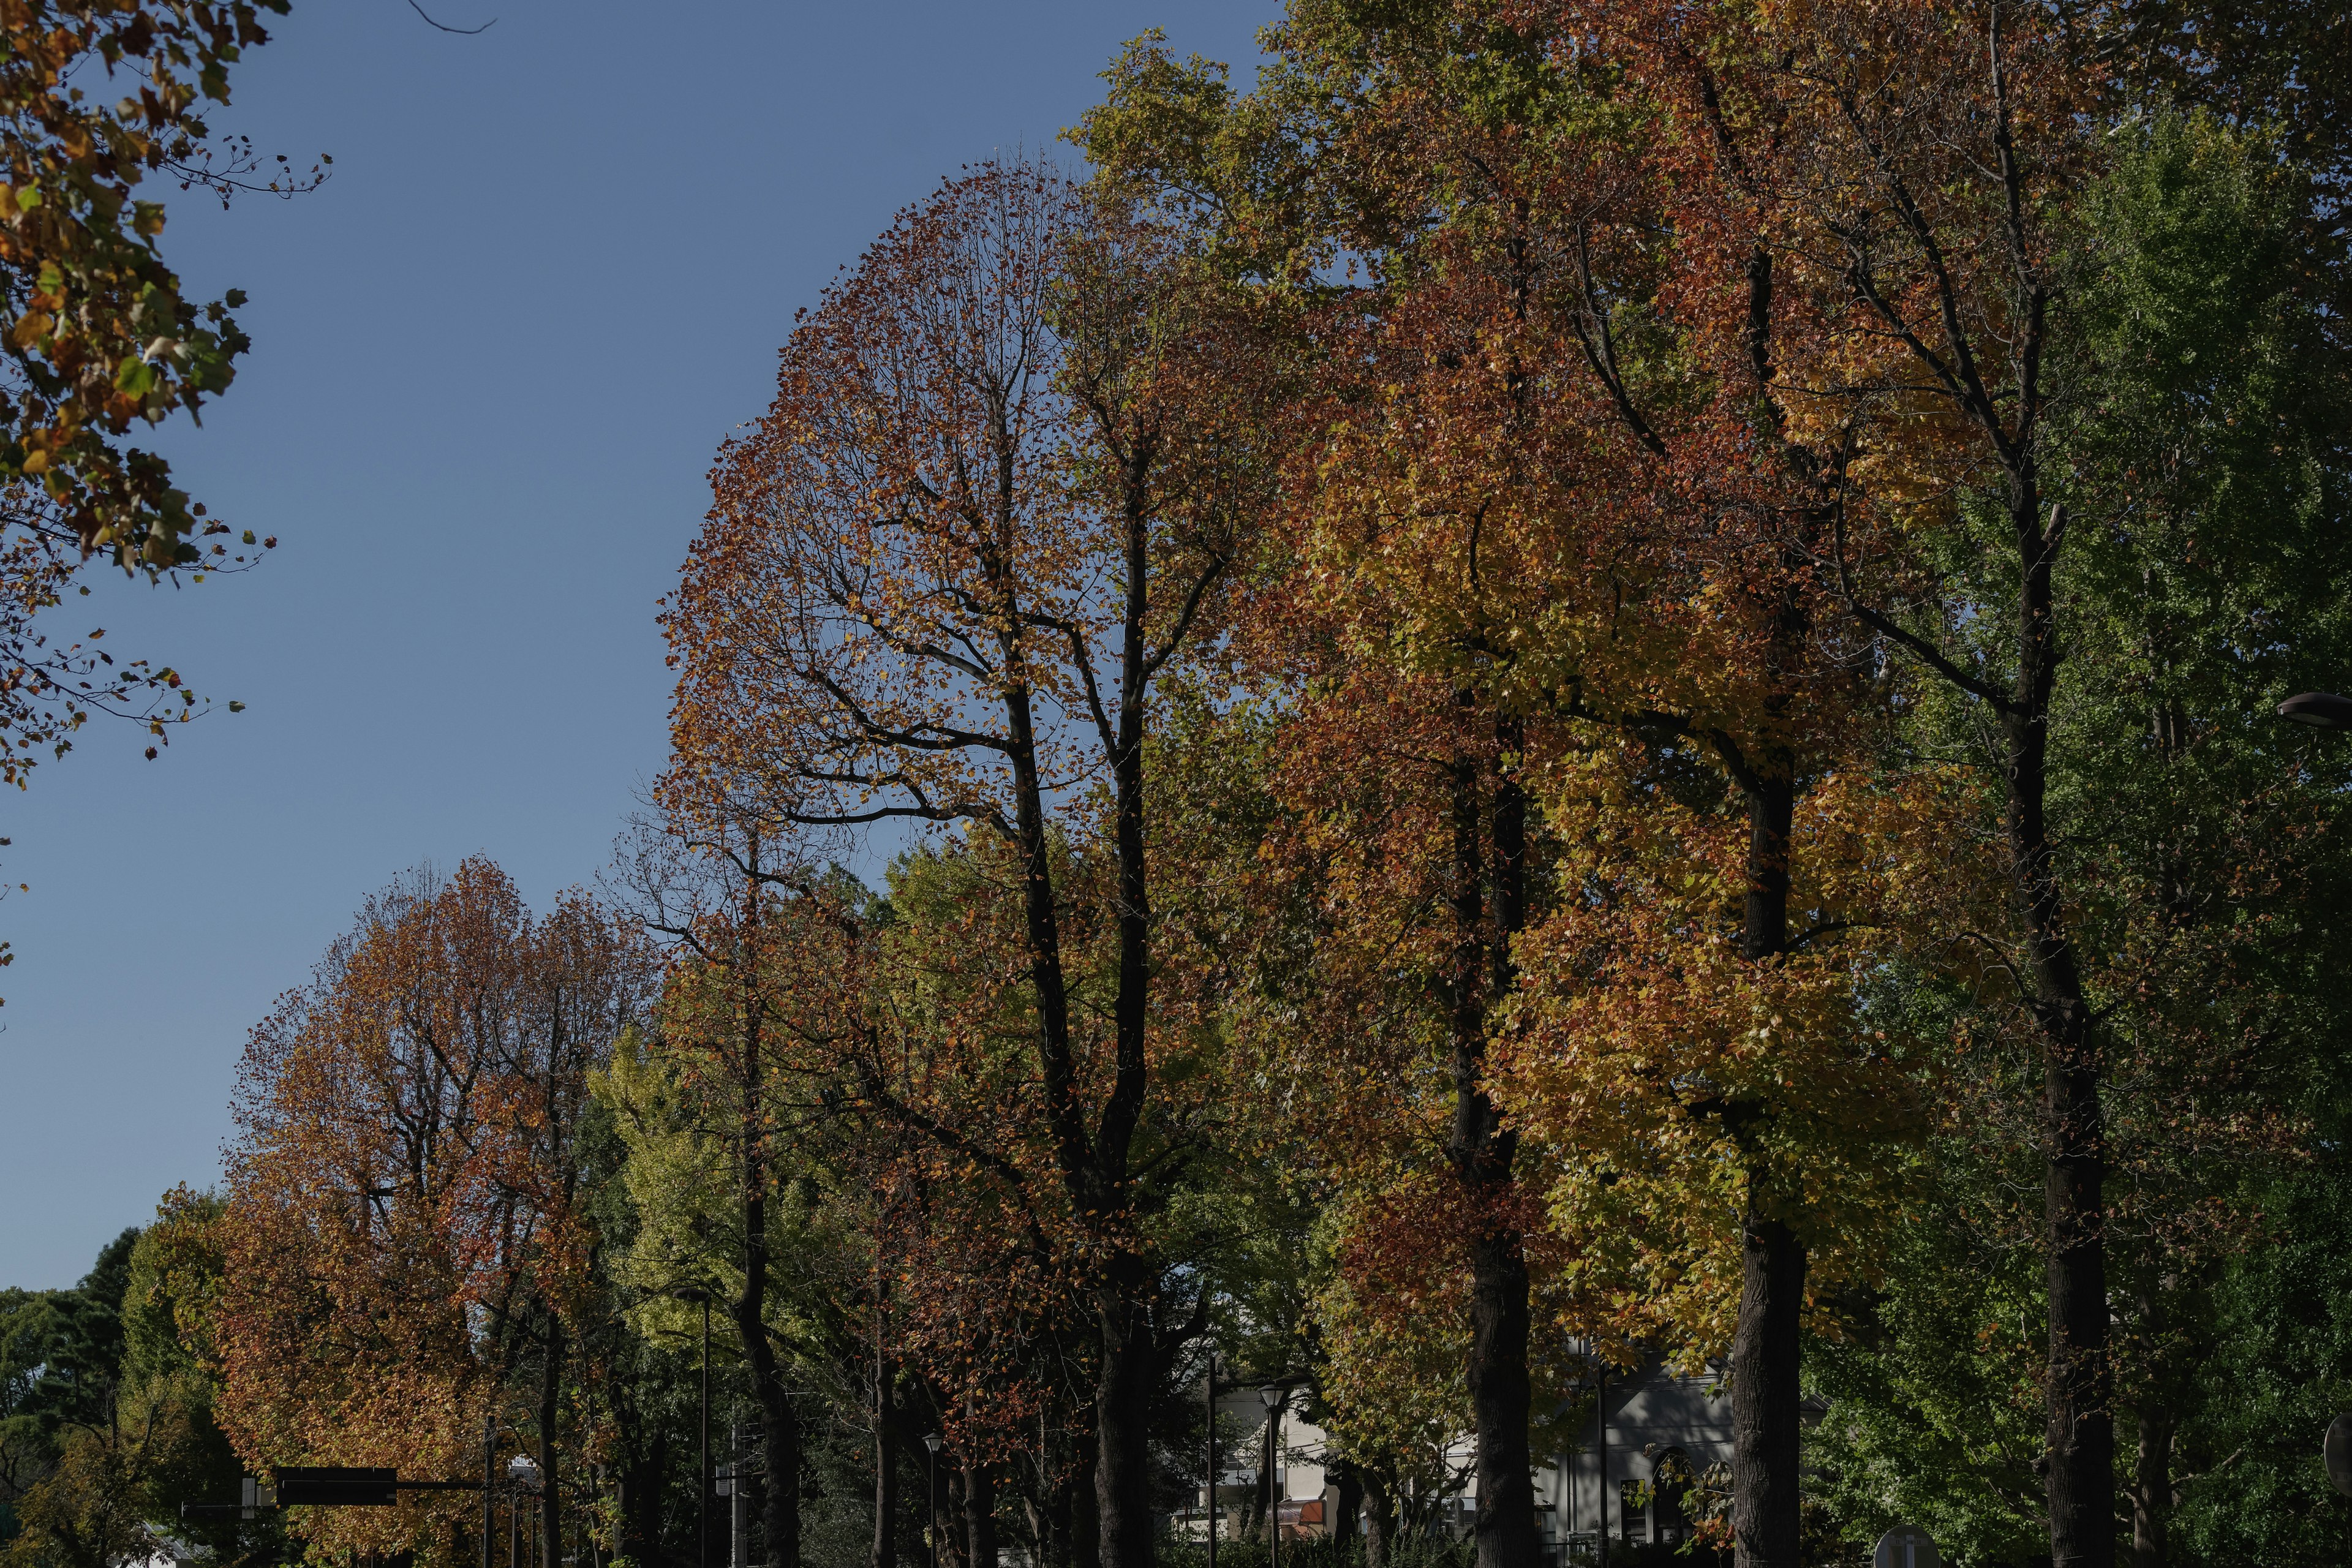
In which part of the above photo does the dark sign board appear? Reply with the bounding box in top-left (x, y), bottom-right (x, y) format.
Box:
top-left (275, 1467), bottom-right (398, 1507)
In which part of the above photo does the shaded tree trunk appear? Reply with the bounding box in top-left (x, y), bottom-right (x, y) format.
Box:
top-left (1361, 1468), bottom-right (1396, 1568)
top-left (1730, 1216), bottom-right (1804, 1568)
top-left (1095, 1250), bottom-right (1160, 1568)
top-left (1446, 723), bottom-right (1542, 1568)
top-left (1729, 776), bottom-right (1804, 1568)
top-left (2001, 497), bottom-right (2112, 1568)
top-left (871, 1374), bottom-right (899, 1568)
top-left (2129, 1401), bottom-right (2172, 1568)
top-left (737, 1170), bottom-right (801, 1568)
top-left (1068, 1436), bottom-right (1103, 1568)
top-left (943, 1468), bottom-right (971, 1568)
top-left (539, 1316), bottom-right (565, 1568)
top-left (1330, 1459), bottom-right (1363, 1547)
top-left (963, 1461), bottom-right (998, 1568)
top-left (619, 1434), bottom-right (668, 1568)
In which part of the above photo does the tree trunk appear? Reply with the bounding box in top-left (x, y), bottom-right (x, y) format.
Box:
top-left (1095, 1260), bottom-right (1158, 1568)
top-left (941, 1468), bottom-right (969, 1568)
top-left (1445, 729), bottom-right (1541, 1568)
top-left (964, 1461), bottom-right (998, 1568)
top-left (1468, 1229), bottom-right (1539, 1568)
top-left (871, 1380), bottom-right (899, 1568)
top-left (1331, 1460), bottom-right (1364, 1548)
top-left (1361, 1469), bottom-right (1395, 1568)
top-left (1730, 1216), bottom-right (1805, 1568)
top-left (539, 1316), bottom-right (565, 1568)
top-left (1728, 777), bottom-right (1803, 1568)
top-left (1068, 1436), bottom-right (1102, 1568)
top-left (2002, 498), bottom-right (2112, 1568)
top-left (619, 1435), bottom-right (667, 1568)
top-left (737, 1186), bottom-right (800, 1568)
top-left (2129, 1401), bottom-right (2172, 1568)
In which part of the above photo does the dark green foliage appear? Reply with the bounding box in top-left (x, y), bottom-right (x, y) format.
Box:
top-left (1811, 105), bottom-right (2352, 1567)
top-left (2168, 1152), bottom-right (2352, 1564)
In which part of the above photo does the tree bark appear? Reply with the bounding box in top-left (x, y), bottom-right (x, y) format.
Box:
top-left (871, 1373), bottom-right (899, 1568)
top-left (2129, 1400), bottom-right (2171, 1568)
top-left (737, 1175), bottom-right (800, 1568)
top-left (538, 1314), bottom-right (564, 1568)
top-left (1446, 725), bottom-right (1541, 1568)
top-left (2001, 496), bottom-right (2113, 1568)
top-left (1069, 1438), bottom-right (1102, 1568)
top-left (1728, 776), bottom-right (1804, 1568)
top-left (619, 1433), bottom-right (667, 1568)
top-left (1330, 1459), bottom-right (1364, 1548)
top-left (1361, 1468), bottom-right (1396, 1568)
top-left (964, 1461), bottom-right (998, 1568)
top-left (1095, 1253), bottom-right (1159, 1568)
top-left (942, 1468), bottom-right (970, 1568)
top-left (1730, 1216), bottom-right (1805, 1568)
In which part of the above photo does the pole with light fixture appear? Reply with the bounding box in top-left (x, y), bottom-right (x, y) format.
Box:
top-left (1258, 1385), bottom-right (1283, 1568)
top-left (481, 1412), bottom-right (497, 1568)
top-left (701, 1293), bottom-right (712, 1568)
top-left (924, 1433), bottom-right (943, 1568)
top-left (1205, 1357), bottom-right (1218, 1568)
top-left (505, 1454), bottom-right (540, 1568)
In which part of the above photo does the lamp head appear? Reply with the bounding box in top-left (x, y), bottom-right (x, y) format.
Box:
top-left (923, 1433), bottom-right (942, 1455)
top-left (1258, 1384), bottom-right (1283, 1411)
top-left (506, 1454), bottom-right (542, 1488)
top-left (2278, 692), bottom-right (2352, 729)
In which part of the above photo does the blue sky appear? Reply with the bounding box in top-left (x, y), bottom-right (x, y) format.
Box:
top-left (0, 0), bottom-right (1276, 1289)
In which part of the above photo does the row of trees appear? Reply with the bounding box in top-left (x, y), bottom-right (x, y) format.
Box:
top-left (8, 2), bottom-right (2348, 1568)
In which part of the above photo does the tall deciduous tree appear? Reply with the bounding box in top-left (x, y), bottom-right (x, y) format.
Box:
top-left (218, 861), bottom-right (652, 1568)
top-left (667, 156), bottom-right (1275, 1568)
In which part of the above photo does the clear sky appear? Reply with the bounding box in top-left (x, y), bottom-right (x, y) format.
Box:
top-left (0, 0), bottom-right (1278, 1289)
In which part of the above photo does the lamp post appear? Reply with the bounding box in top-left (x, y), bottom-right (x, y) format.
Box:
top-left (1205, 1357), bottom-right (1219, 1568)
top-left (924, 1433), bottom-right (943, 1568)
top-left (507, 1455), bottom-right (541, 1568)
top-left (1258, 1385), bottom-right (1283, 1568)
top-left (481, 1412), bottom-right (497, 1568)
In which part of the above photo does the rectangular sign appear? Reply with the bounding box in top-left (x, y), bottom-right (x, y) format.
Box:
top-left (275, 1468), bottom-right (398, 1507)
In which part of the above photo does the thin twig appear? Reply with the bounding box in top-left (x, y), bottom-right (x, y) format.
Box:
top-left (408, 0), bottom-right (496, 34)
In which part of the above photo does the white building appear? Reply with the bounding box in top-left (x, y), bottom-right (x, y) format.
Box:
top-left (1188, 1355), bottom-right (1733, 1565)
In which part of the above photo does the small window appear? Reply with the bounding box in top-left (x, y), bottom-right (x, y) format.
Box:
top-left (1652, 1449), bottom-right (1695, 1547)
top-left (1619, 1480), bottom-right (1646, 1544)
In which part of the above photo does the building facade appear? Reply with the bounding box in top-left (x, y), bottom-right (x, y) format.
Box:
top-left (1194, 1355), bottom-right (1733, 1567)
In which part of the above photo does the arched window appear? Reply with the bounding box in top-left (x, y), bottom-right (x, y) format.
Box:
top-left (1651, 1449), bottom-right (1697, 1548)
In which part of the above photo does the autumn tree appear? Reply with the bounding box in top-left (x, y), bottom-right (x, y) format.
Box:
top-left (605, 820), bottom-right (900, 1568)
top-left (218, 860), bottom-right (653, 1568)
top-left (1558, 9), bottom-right (2110, 1563)
top-left (1080, 8), bottom-right (1988, 1562)
top-left (0, 0), bottom-right (306, 796)
top-left (666, 154), bottom-right (1279, 1568)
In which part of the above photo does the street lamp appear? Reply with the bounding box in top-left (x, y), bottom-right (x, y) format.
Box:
top-left (505, 1454), bottom-right (541, 1568)
top-left (1205, 1357), bottom-right (1219, 1568)
top-left (1258, 1385), bottom-right (1284, 1568)
top-left (924, 1433), bottom-right (943, 1568)
top-left (2277, 691), bottom-right (2352, 729)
